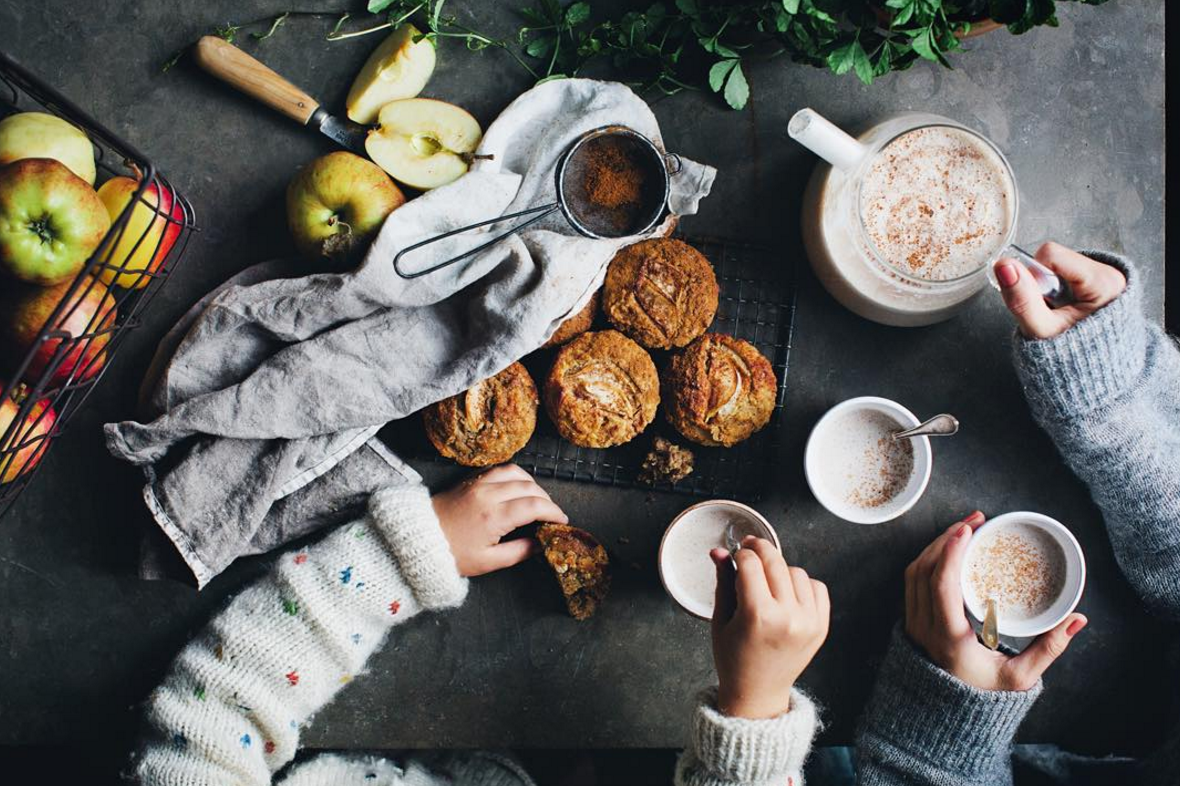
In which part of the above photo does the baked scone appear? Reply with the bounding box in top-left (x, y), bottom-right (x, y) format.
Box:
top-left (542, 289), bottom-right (601, 348)
top-left (543, 329), bottom-right (659, 448)
top-left (602, 238), bottom-right (719, 349)
top-left (663, 333), bottom-right (777, 447)
top-left (536, 523), bottom-right (610, 620)
top-left (423, 362), bottom-right (538, 466)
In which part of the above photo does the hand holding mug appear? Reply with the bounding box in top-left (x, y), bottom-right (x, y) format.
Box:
top-left (904, 511), bottom-right (1087, 692)
top-left (994, 242), bottom-right (1126, 339)
top-left (710, 537), bottom-right (830, 719)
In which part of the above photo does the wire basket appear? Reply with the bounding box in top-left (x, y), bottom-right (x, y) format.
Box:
top-left (410, 235), bottom-right (797, 502)
top-left (0, 51), bottom-right (197, 517)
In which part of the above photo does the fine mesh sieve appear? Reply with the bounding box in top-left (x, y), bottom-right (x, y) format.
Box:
top-left (392, 125), bottom-right (677, 279)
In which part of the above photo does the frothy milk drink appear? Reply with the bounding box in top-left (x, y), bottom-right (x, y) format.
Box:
top-left (797, 113), bottom-right (1018, 326)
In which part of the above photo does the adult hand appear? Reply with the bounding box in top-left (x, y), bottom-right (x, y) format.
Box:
top-left (905, 511), bottom-right (1087, 692)
top-left (994, 242), bottom-right (1126, 339)
top-left (710, 537), bottom-right (830, 719)
top-left (432, 464), bottom-right (567, 577)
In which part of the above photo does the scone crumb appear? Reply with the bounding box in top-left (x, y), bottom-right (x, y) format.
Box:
top-left (639, 436), bottom-right (695, 485)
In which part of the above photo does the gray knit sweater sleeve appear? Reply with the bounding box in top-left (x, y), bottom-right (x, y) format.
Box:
top-left (856, 252), bottom-right (1179, 785)
top-left (856, 627), bottom-right (1042, 786)
top-left (1013, 252), bottom-right (1180, 618)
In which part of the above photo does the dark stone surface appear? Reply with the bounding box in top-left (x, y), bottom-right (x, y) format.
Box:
top-left (0, 0), bottom-right (1169, 759)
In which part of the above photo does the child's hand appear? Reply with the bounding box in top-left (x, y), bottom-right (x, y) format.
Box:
top-left (994, 242), bottom-right (1126, 339)
top-left (710, 537), bottom-right (830, 719)
top-left (904, 511), bottom-right (1087, 692)
top-left (433, 465), bottom-right (567, 577)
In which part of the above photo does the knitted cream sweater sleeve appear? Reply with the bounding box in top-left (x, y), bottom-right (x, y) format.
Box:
top-left (675, 686), bottom-right (820, 786)
top-left (132, 485), bottom-right (468, 786)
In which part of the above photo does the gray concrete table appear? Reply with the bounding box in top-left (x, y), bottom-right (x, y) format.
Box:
top-left (0, 0), bottom-right (1168, 759)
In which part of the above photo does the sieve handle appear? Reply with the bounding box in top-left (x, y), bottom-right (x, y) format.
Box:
top-left (392, 203), bottom-right (561, 279)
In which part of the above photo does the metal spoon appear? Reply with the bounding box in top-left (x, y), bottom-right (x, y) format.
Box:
top-left (892, 413), bottom-right (959, 441)
top-left (982, 597), bottom-right (1001, 651)
top-left (723, 522), bottom-right (741, 567)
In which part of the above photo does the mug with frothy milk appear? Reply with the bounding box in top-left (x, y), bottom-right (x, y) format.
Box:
top-left (961, 512), bottom-right (1086, 639)
top-left (791, 110), bottom-right (1059, 327)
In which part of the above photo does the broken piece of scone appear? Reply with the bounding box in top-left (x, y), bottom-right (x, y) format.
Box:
top-left (536, 523), bottom-right (611, 620)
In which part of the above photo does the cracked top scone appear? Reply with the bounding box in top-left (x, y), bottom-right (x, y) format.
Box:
top-left (543, 329), bottom-right (659, 448)
top-left (662, 333), bottom-right (777, 447)
top-left (423, 361), bottom-right (538, 466)
top-left (602, 238), bottom-right (719, 349)
top-left (542, 289), bottom-right (601, 348)
top-left (536, 522), bottom-right (610, 620)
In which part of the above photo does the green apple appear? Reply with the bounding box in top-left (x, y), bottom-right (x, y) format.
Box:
top-left (286, 151), bottom-right (406, 261)
top-left (365, 98), bottom-right (482, 190)
top-left (0, 158), bottom-right (111, 285)
top-left (0, 112), bottom-right (96, 185)
top-left (345, 24), bottom-right (436, 125)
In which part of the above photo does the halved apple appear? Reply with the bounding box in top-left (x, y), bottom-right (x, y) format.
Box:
top-left (365, 99), bottom-right (482, 190)
top-left (346, 25), bottom-right (436, 125)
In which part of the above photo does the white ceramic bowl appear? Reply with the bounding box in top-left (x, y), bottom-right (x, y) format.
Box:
top-left (803, 396), bottom-right (933, 524)
top-left (961, 511), bottom-right (1086, 638)
top-left (658, 500), bottom-right (781, 620)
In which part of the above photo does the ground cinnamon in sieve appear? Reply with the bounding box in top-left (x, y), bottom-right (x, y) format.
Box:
top-left (582, 135), bottom-right (646, 209)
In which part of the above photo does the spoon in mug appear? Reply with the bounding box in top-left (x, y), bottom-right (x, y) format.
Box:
top-left (982, 597), bottom-right (1001, 651)
top-left (723, 521), bottom-right (742, 570)
top-left (892, 413), bottom-right (960, 441)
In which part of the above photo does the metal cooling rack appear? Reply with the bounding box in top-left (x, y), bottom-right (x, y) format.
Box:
top-left (415, 234), bottom-right (797, 502)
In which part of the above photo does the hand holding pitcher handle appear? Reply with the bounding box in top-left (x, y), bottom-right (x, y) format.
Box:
top-left (993, 242), bottom-right (1127, 339)
top-left (1001, 245), bottom-right (1073, 308)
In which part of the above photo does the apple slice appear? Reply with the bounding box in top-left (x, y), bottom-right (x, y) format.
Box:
top-left (366, 99), bottom-right (482, 190)
top-left (346, 25), bottom-right (436, 125)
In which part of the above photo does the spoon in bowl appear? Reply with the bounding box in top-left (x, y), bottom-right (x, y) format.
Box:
top-left (892, 413), bottom-right (959, 441)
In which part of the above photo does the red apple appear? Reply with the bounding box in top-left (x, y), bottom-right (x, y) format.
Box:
top-left (0, 388), bottom-right (55, 485)
top-left (96, 174), bottom-right (183, 289)
top-left (0, 277), bottom-right (117, 387)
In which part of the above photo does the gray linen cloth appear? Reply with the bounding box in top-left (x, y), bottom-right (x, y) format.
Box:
top-left (105, 78), bottom-right (715, 587)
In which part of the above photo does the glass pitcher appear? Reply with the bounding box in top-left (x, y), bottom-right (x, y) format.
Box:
top-left (792, 110), bottom-right (1063, 327)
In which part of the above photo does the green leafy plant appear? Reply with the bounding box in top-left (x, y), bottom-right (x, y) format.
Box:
top-left (167, 0), bottom-right (1113, 108)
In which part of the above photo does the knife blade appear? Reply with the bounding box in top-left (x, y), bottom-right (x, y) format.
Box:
top-left (193, 36), bottom-right (370, 157)
top-left (311, 108), bottom-right (369, 157)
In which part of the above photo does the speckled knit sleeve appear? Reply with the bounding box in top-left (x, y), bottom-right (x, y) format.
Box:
top-left (131, 485), bottom-right (468, 786)
top-left (1014, 252), bottom-right (1180, 619)
top-left (674, 686), bottom-right (820, 786)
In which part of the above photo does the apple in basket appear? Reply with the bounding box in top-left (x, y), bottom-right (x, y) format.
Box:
top-left (366, 98), bottom-right (482, 190)
top-left (0, 387), bottom-right (55, 485)
top-left (95, 172), bottom-right (184, 289)
top-left (0, 277), bottom-right (117, 387)
top-left (0, 158), bottom-right (110, 285)
top-left (346, 24), bottom-right (436, 125)
top-left (0, 111), bottom-right (97, 185)
top-left (286, 151), bottom-right (406, 262)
